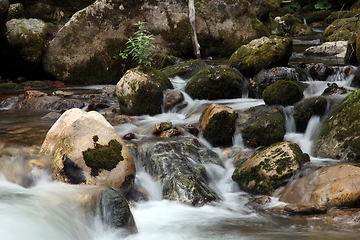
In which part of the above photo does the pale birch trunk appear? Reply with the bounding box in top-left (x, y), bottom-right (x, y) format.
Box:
top-left (188, 0), bottom-right (201, 59)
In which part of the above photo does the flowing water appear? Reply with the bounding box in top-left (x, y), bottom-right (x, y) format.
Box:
top-left (1, 38), bottom-right (360, 239)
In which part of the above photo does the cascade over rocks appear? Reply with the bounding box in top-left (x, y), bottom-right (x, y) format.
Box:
top-left (293, 96), bottom-right (328, 133)
top-left (232, 141), bottom-right (309, 195)
top-left (115, 66), bottom-right (173, 116)
top-left (314, 89), bottom-right (360, 161)
top-left (237, 105), bottom-right (286, 148)
top-left (280, 164), bottom-right (360, 208)
top-left (136, 138), bottom-right (224, 206)
top-left (39, 108), bottom-right (135, 194)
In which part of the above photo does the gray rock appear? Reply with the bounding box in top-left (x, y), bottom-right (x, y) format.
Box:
top-left (137, 138), bottom-right (224, 205)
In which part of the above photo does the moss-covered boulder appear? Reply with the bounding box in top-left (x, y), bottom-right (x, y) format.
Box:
top-left (238, 105), bottom-right (286, 148)
top-left (250, 67), bottom-right (309, 98)
top-left (39, 108), bottom-right (135, 194)
top-left (262, 80), bottom-right (304, 106)
top-left (229, 36), bottom-right (293, 77)
top-left (232, 141), bottom-right (309, 195)
top-left (293, 96), bottom-right (328, 133)
top-left (137, 138), bottom-right (223, 205)
top-left (161, 59), bottom-right (208, 79)
top-left (115, 66), bottom-right (173, 116)
top-left (279, 164), bottom-right (360, 208)
top-left (322, 17), bottom-right (360, 42)
top-left (199, 104), bottom-right (237, 147)
top-left (185, 66), bottom-right (244, 100)
top-left (7, 3), bottom-right (24, 21)
top-left (0, 82), bottom-right (24, 92)
top-left (273, 13), bottom-right (315, 36)
top-left (314, 89), bottom-right (360, 161)
top-left (0, 18), bottom-right (50, 78)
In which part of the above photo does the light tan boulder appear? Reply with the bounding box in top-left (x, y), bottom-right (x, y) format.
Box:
top-left (40, 108), bottom-right (135, 193)
top-left (280, 164), bottom-right (360, 208)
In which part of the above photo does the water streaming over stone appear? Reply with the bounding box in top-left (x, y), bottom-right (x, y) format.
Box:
top-left (1, 38), bottom-right (360, 239)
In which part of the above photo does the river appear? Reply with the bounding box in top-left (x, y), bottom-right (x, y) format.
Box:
top-left (0, 35), bottom-right (359, 239)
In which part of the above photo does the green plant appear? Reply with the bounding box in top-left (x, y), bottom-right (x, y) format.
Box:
top-left (314, 0), bottom-right (332, 10)
top-left (117, 21), bottom-right (156, 66)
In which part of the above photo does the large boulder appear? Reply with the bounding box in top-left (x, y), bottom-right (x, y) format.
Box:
top-left (115, 66), bottom-right (173, 116)
top-left (238, 105), bottom-right (286, 148)
top-left (304, 41), bottom-right (348, 58)
top-left (262, 80), bottom-right (304, 106)
top-left (0, 18), bottom-right (50, 78)
top-left (232, 141), bottom-right (309, 195)
top-left (185, 66), bottom-right (244, 100)
top-left (39, 108), bottom-right (135, 194)
top-left (229, 35), bottom-right (293, 77)
top-left (279, 164), bottom-right (360, 208)
top-left (314, 89), bottom-right (360, 161)
top-left (42, 0), bottom-right (269, 84)
top-left (199, 103), bottom-right (237, 147)
top-left (137, 138), bottom-right (223, 206)
top-left (322, 17), bottom-right (360, 42)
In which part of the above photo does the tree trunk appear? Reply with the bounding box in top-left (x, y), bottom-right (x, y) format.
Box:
top-left (188, 0), bottom-right (201, 59)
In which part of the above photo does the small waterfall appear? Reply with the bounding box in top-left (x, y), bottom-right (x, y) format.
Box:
top-left (303, 17), bottom-right (307, 25)
top-left (301, 116), bottom-right (321, 155)
top-left (282, 106), bottom-right (296, 133)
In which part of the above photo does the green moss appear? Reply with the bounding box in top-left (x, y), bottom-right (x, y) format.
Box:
top-left (21, 81), bottom-right (48, 89)
top-left (82, 138), bottom-right (124, 177)
top-left (0, 82), bottom-right (23, 92)
top-left (229, 36), bottom-right (293, 76)
top-left (201, 108), bottom-right (237, 147)
top-left (242, 106), bottom-right (286, 147)
top-left (185, 66), bottom-right (244, 100)
top-left (118, 66), bottom-right (173, 116)
top-left (262, 80), bottom-right (304, 106)
top-left (316, 89), bottom-right (360, 160)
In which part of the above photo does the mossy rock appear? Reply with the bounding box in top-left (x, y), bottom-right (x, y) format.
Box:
top-left (185, 66), bottom-right (244, 100)
top-left (322, 17), bottom-right (360, 42)
top-left (116, 66), bottom-right (174, 116)
top-left (293, 96), bottom-right (328, 132)
top-left (232, 141), bottom-right (309, 195)
top-left (290, 23), bottom-right (316, 36)
top-left (161, 59), bottom-right (208, 79)
top-left (0, 82), bottom-right (23, 92)
top-left (21, 81), bottom-right (49, 89)
top-left (250, 67), bottom-right (309, 98)
top-left (314, 89), bottom-right (360, 161)
top-left (83, 138), bottom-right (124, 177)
top-left (229, 35), bottom-right (293, 77)
top-left (199, 104), bottom-right (237, 147)
top-left (238, 105), bottom-right (286, 148)
top-left (262, 80), bottom-right (304, 106)
top-left (151, 53), bottom-right (179, 70)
